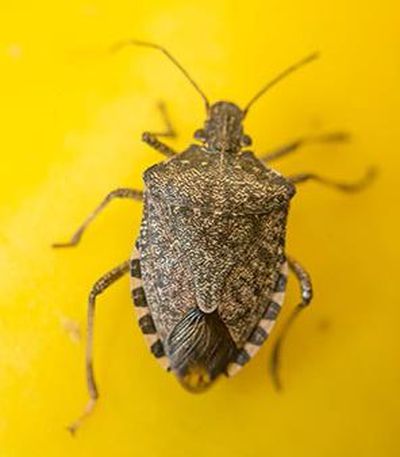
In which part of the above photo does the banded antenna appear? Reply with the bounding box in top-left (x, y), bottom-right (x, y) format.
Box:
top-left (243, 52), bottom-right (320, 116)
top-left (111, 40), bottom-right (210, 112)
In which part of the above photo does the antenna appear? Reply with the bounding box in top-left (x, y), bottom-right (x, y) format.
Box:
top-left (243, 52), bottom-right (320, 116)
top-left (111, 40), bottom-right (210, 111)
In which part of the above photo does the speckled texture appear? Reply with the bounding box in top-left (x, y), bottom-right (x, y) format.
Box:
top-left (1, 2), bottom-right (394, 455)
top-left (137, 119), bottom-right (295, 384)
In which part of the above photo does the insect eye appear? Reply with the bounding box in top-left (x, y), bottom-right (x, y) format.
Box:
top-left (194, 129), bottom-right (206, 141)
top-left (241, 135), bottom-right (252, 147)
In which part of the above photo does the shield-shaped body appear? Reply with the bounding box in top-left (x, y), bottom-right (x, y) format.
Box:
top-left (135, 145), bottom-right (295, 390)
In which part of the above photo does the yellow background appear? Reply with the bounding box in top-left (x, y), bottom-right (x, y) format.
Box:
top-left (1, 1), bottom-right (399, 456)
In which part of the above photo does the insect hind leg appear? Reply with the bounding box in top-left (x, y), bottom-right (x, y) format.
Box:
top-left (269, 256), bottom-right (312, 390)
top-left (68, 260), bottom-right (130, 435)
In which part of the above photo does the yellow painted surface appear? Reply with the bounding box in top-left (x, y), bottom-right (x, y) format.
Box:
top-left (1, 1), bottom-right (399, 456)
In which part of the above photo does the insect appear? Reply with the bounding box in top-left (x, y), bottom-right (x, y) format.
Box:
top-left (53, 41), bottom-right (374, 434)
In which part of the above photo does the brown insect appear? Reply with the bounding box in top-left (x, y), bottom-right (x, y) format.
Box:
top-left (53, 41), bottom-right (375, 434)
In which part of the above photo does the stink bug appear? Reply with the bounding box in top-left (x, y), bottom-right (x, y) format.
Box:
top-left (53, 41), bottom-right (374, 433)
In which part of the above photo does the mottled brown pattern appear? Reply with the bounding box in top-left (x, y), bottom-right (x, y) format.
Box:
top-left (53, 41), bottom-right (368, 427)
top-left (138, 139), bottom-right (295, 349)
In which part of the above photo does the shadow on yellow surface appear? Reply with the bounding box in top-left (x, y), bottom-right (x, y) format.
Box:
top-left (0, 1), bottom-right (399, 456)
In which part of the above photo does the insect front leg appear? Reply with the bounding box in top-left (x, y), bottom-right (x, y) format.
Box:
top-left (288, 167), bottom-right (376, 192)
top-left (270, 256), bottom-right (312, 390)
top-left (52, 188), bottom-right (142, 248)
top-left (260, 132), bottom-right (349, 162)
top-left (68, 260), bottom-right (130, 435)
top-left (142, 101), bottom-right (177, 158)
top-left (152, 101), bottom-right (177, 138)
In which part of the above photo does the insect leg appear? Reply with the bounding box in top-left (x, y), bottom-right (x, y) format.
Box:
top-left (142, 102), bottom-right (177, 157)
top-left (260, 132), bottom-right (349, 162)
top-left (270, 256), bottom-right (312, 390)
top-left (68, 260), bottom-right (130, 435)
top-left (52, 188), bottom-right (142, 248)
top-left (150, 101), bottom-right (177, 138)
top-left (288, 167), bottom-right (376, 192)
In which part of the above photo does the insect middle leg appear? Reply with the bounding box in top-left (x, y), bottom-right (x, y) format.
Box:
top-left (260, 132), bottom-right (349, 162)
top-left (142, 101), bottom-right (178, 158)
top-left (270, 256), bottom-right (312, 390)
top-left (68, 260), bottom-right (130, 435)
top-left (52, 188), bottom-right (142, 248)
top-left (288, 167), bottom-right (376, 192)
